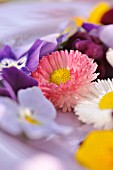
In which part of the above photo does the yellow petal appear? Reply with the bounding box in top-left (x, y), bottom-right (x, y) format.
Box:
top-left (88, 2), bottom-right (110, 24)
top-left (73, 17), bottom-right (86, 27)
top-left (75, 130), bottom-right (113, 170)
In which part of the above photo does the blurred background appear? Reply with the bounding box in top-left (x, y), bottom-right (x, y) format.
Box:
top-left (0, 0), bottom-right (112, 47)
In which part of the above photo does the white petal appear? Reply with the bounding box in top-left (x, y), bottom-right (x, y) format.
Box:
top-left (74, 79), bottom-right (113, 129)
top-left (75, 100), bottom-right (113, 129)
top-left (18, 87), bottom-right (56, 120)
top-left (86, 79), bottom-right (113, 100)
top-left (0, 97), bottom-right (22, 135)
top-left (106, 48), bottom-right (113, 67)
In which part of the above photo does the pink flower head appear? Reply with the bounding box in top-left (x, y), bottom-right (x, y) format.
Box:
top-left (32, 50), bottom-right (98, 112)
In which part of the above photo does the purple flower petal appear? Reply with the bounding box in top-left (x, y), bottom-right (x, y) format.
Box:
top-left (39, 40), bottom-right (57, 58)
top-left (26, 38), bottom-right (58, 72)
top-left (0, 45), bottom-right (16, 61)
top-left (3, 79), bottom-right (16, 100)
top-left (26, 39), bottom-right (46, 72)
top-left (2, 67), bottom-right (38, 96)
top-left (82, 23), bottom-right (100, 32)
top-left (57, 33), bottom-right (68, 44)
top-left (0, 87), bottom-right (11, 98)
top-left (75, 40), bottom-right (104, 59)
top-left (21, 67), bottom-right (31, 75)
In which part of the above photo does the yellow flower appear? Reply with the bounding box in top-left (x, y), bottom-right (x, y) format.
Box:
top-left (88, 2), bottom-right (110, 24)
top-left (74, 2), bottom-right (110, 26)
top-left (75, 131), bottom-right (113, 170)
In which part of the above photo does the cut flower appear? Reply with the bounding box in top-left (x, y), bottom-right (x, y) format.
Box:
top-left (75, 79), bottom-right (113, 129)
top-left (32, 50), bottom-right (98, 112)
top-left (0, 87), bottom-right (72, 139)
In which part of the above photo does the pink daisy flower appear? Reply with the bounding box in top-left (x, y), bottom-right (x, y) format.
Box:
top-left (32, 50), bottom-right (98, 112)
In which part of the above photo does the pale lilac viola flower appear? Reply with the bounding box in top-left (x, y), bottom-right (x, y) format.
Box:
top-left (0, 87), bottom-right (72, 139)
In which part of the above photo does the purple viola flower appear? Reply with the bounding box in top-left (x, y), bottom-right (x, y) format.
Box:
top-left (0, 34), bottom-right (62, 75)
top-left (0, 67), bottom-right (38, 100)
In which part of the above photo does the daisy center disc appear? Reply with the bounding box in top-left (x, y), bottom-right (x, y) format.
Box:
top-left (99, 92), bottom-right (113, 109)
top-left (50, 68), bottom-right (71, 86)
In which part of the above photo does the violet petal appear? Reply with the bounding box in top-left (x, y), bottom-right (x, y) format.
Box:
top-left (0, 87), bottom-right (11, 98)
top-left (82, 23), bottom-right (100, 32)
top-left (39, 40), bottom-right (57, 59)
top-left (3, 79), bottom-right (17, 100)
top-left (0, 45), bottom-right (16, 61)
top-left (2, 67), bottom-right (38, 95)
top-left (26, 39), bottom-right (58, 71)
top-left (26, 39), bottom-right (45, 72)
top-left (21, 67), bottom-right (31, 75)
top-left (57, 33), bottom-right (68, 44)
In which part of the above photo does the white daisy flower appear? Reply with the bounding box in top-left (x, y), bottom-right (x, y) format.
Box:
top-left (74, 79), bottom-right (113, 129)
top-left (0, 87), bottom-right (72, 139)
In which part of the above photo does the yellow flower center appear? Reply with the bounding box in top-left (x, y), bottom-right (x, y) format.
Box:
top-left (50, 68), bottom-right (71, 86)
top-left (25, 115), bottom-right (41, 125)
top-left (99, 92), bottom-right (113, 109)
top-left (20, 108), bottom-right (41, 125)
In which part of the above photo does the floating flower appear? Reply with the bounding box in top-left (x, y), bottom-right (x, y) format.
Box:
top-left (0, 67), bottom-right (38, 100)
top-left (32, 50), bottom-right (98, 112)
top-left (0, 87), bottom-right (72, 139)
top-left (0, 34), bottom-right (60, 75)
top-left (75, 130), bottom-right (113, 170)
top-left (75, 79), bottom-right (113, 129)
